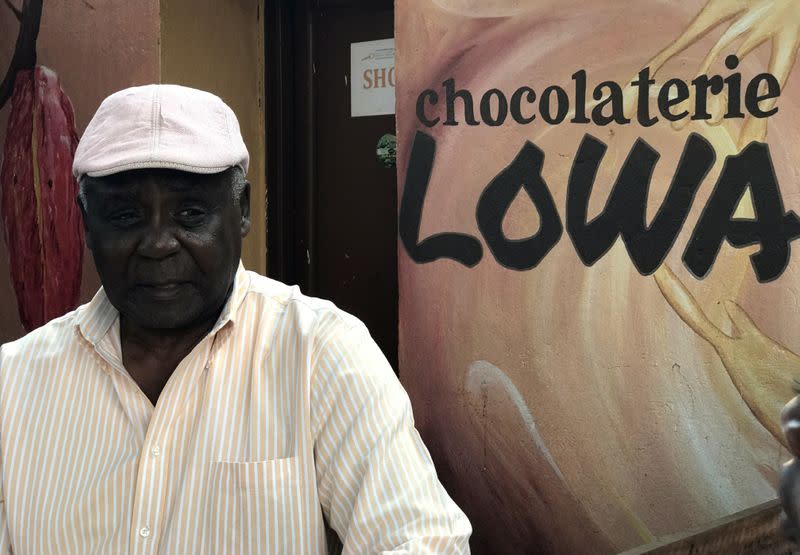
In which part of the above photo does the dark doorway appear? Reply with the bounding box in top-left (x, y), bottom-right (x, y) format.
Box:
top-left (265, 0), bottom-right (398, 369)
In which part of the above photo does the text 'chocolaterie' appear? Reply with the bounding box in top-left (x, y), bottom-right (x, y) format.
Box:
top-left (416, 56), bottom-right (780, 128)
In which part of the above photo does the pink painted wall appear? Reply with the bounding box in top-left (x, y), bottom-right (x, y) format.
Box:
top-left (396, 1), bottom-right (800, 553)
top-left (0, 0), bottom-right (160, 342)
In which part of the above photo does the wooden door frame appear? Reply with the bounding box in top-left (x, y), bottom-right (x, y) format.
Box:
top-left (264, 0), bottom-right (394, 290)
top-left (264, 0), bottom-right (315, 289)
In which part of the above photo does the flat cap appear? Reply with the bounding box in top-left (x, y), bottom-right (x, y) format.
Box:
top-left (72, 84), bottom-right (249, 181)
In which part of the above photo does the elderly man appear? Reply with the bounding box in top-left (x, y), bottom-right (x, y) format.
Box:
top-left (0, 85), bottom-right (471, 553)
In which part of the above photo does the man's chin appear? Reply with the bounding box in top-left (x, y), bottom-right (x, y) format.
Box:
top-left (113, 284), bottom-right (230, 332)
top-left (121, 299), bottom-right (211, 331)
top-left (128, 311), bottom-right (204, 331)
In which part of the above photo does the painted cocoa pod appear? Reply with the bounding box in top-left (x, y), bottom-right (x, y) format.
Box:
top-left (1, 66), bottom-right (82, 331)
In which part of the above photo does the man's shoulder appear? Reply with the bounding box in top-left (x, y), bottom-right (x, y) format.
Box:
top-left (243, 270), bottom-right (366, 337)
top-left (0, 306), bottom-right (82, 366)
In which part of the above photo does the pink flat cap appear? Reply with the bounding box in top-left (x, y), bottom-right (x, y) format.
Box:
top-left (72, 84), bottom-right (249, 180)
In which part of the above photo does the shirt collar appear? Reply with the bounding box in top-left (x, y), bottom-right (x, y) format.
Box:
top-left (210, 260), bottom-right (250, 334)
top-left (74, 260), bottom-right (250, 346)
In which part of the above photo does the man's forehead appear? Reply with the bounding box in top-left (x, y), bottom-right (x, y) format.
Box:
top-left (83, 168), bottom-right (228, 195)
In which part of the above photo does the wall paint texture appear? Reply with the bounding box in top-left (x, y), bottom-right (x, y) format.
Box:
top-left (160, 0), bottom-right (267, 276)
top-left (396, 0), bottom-right (800, 553)
top-left (0, 0), bottom-right (160, 342)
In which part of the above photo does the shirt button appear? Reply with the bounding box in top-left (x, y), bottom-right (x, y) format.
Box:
top-left (139, 526), bottom-right (151, 538)
top-left (151, 446), bottom-right (161, 457)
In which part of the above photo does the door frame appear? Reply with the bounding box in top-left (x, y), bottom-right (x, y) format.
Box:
top-left (264, 0), bottom-right (395, 291)
top-left (264, 0), bottom-right (315, 289)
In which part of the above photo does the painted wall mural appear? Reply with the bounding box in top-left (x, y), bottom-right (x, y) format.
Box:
top-left (1, 0), bottom-right (83, 332)
top-left (0, 0), bottom-right (160, 342)
top-left (395, 0), bottom-right (800, 552)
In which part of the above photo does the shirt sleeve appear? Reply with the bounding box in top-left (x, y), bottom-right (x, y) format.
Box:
top-left (0, 348), bottom-right (12, 553)
top-left (0, 452), bottom-right (10, 554)
top-left (310, 320), bottom-right (471, 554)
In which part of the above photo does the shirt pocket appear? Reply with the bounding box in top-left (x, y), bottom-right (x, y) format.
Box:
top-left (203, 457), bottom-right (306, 555)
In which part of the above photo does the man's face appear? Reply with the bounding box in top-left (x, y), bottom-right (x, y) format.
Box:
top-left (80, 168), bottom-right (251, 330)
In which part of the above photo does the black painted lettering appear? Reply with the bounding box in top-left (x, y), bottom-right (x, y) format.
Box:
top-left (746, 73), bottom-right (781, 118)
top-left (480, 88), bottom-right (509, 126)
top-left (658, 78), bottom-right (690, 121)
top-left (683, 142), bottom-right (800, 282)
top-left (567, 133), bottom-right (714, 274)
top-left (539, 85), bottom-right (569, 125)
top-left (416, 89), bottom-right (440, 127)
top-left (723, 55), bottom-right (744, 118)
top-left (510, 86), bottom-right (536, 124)
top-left (571, 70), bottom-right (591, 124)
top-left (443, 78), bottom-right (480, 126)
top-left (591, 81), bottom-right (630, 125)
top-left (476, 142), bottom-right (562, 270)
top-left (399, 131), bottom-right (483, 266)
top-left (691, 74), bottom-right (724, 121)
top-left (632, 67), bottom-right (657, 127)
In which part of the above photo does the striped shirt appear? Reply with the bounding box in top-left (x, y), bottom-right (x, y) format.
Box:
top-left (0, 263), bottom-right (471, 554)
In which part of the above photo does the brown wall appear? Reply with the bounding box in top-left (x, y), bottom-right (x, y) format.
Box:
top-left (0, 0), bottom-right (161, 343)
top-left (160, 0), bottom-right (267, 275)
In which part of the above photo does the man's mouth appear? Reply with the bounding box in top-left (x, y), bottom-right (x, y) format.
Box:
top-left (135, 281), bottom-right (190, 299)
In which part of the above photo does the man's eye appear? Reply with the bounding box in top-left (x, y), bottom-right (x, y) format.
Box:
top-left (108, 211), bottom-right (140, 226)
top-left (176, 208), bottom-right (207, 225)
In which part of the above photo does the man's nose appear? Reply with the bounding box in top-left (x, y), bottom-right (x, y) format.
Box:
top-left (136, 212), bottom-right (180, 259)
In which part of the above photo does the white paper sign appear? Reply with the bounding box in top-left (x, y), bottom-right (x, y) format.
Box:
top-left (351, 39), bottom-right (395, 117)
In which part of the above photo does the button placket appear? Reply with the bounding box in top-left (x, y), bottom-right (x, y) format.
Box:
top-left (129, 335), bottom-right (217, 551)
top-left (130, 419), bottom-right (170, 548)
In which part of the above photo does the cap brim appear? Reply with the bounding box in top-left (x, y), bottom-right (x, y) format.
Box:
top-left (81, 160), bottom-right (244, 178)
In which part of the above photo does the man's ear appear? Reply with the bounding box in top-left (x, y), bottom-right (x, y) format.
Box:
top-left (76, 193), bottom-right (94, 251)
top-left (239, 180), bottom-right (251, 237)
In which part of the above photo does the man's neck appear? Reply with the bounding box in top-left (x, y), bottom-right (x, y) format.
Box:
top-left (119, 310), bottom-right (221, 405)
